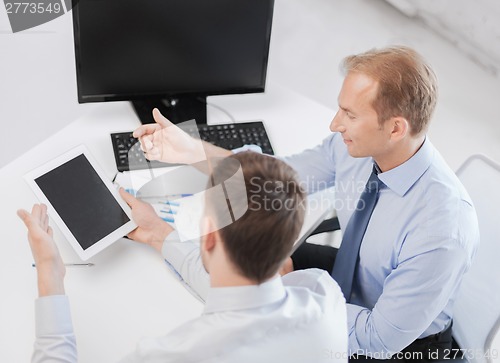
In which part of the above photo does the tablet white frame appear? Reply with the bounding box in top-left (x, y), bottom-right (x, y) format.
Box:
top-left (24, 145), bottom-right (136, 261)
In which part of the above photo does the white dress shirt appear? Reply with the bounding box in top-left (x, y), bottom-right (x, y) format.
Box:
top-left (33, 234), bottom-right (348, 363)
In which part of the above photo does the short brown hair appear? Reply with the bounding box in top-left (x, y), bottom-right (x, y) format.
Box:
top-left (341, 46), bottom-right (438, 136)
top-left (206, 152), bottom-right (306, 283)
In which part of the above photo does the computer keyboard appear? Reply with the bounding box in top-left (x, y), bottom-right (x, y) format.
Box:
top-left (111, 121), bottom-right (274, 172)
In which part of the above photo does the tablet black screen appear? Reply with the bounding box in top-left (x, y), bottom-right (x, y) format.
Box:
top-left (35, 154), bottom-right (130, 250)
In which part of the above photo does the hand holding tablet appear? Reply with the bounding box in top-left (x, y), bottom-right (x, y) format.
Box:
top-left (24, 145), bottom-right (137, 261)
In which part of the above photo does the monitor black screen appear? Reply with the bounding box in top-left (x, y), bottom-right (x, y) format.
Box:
top-left (72, 0), bottom-right (274, 124)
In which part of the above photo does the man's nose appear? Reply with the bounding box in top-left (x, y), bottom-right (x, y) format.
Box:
top-left (330, 111), bottom-right (345, 133)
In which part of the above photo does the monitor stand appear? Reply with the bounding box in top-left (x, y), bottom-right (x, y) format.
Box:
top-left (131, 96), bottom-right (207, 125)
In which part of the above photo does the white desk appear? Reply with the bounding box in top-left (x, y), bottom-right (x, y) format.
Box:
top-left (0, 82), bottom-right (334, 362)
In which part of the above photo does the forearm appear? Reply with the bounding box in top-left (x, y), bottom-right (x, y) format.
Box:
top-left (161, 232), bottom-right (210, 301)
top-left (346, 242), bottom-right (469, 355)
top-left (346, 304), bottom-right (398, 356)
top-left (201, 140), bottom-right (232, 159)
top-left (190, 141), bottom-right (233, 175)
top-left (36, 266), bottom-right (65, 297)
top-left (147, 222), bottom-right (174, 253)
top-left (33, 266), bottom-right (75, 362)
top-left (33, 296), bottom-right (77, 363)
top-left (18, 205), bottom-right (77, 362)
top-left (279, 134), bottom-right (337, 194)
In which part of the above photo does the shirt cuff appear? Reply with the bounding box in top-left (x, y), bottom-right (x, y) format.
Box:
top-left (231, 144), bottom-right (263, 154)
top-left (35, 295), bottom-right (74, 337)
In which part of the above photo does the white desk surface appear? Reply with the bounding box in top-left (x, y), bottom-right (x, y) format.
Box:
top-left (0, 82), bottom-right (334, 362)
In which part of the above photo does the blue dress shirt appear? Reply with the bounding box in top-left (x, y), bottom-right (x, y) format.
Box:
top-left (282, 133), bottom-right (479, 355)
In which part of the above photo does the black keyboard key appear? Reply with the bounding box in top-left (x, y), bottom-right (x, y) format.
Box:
top-left (110, 121), bottom-right (274, 172)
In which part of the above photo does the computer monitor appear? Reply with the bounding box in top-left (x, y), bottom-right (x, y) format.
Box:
top-left (72, 0), bottom-right (275, 125)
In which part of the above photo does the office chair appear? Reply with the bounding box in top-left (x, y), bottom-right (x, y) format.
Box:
top-left (307, 216), bottom-right (340, 238)
top-left (451, 154), bottom-right (500, 363)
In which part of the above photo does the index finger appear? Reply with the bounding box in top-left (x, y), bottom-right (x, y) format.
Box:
top-left (119, 187), bottom-right (139, 208)
top-left (133, 123), bottom-right (161, 139)
top-left (31, 204), bottom-right (43, 225)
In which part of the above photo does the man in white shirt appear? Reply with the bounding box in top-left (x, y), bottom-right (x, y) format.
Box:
top-left (18, 151), bottom-right (347, 363)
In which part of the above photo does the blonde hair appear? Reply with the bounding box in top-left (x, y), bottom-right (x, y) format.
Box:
top-left (341, 46), bottom-right (438, 136)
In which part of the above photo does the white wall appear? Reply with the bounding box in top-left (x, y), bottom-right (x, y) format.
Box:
top-left (268, 0), bottom-right (500, 170)
top-left (385, 0), bottom-right (500, 76)
top-left (0, 10), bottom-right (96, 168)
top-left (1, 0), bottom-right (500, 171)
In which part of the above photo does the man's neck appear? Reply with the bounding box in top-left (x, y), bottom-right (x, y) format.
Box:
top-left (375, 136), bottom-right (425, 172)
top-left (210, 270), bottom-right (277, 289)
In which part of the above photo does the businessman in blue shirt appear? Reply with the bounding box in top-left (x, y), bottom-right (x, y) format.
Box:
top-left (135, 45), bottom-right (480, 361)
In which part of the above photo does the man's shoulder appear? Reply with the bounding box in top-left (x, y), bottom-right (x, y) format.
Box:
top-left (282, 268), bottom-right (345, 301)
top-left (422, 149), bottom-right (474, 206)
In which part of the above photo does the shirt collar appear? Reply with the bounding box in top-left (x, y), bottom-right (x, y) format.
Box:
top-left (203, 276), bottom-right (286, 314)
top-left (376, 138), bottom-right (434, 197)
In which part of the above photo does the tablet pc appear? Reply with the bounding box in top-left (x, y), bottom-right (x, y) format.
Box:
top-left (25, 145), bottom-right (136, 261)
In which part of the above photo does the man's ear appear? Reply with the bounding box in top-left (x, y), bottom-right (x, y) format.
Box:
top-left (388, 116), bottom-right (409, 141)
top-left (201, 216), bottom-right (218, 253)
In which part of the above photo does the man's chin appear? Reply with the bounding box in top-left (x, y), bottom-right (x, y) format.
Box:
top-left (345, 147), bottom-right (362, 158)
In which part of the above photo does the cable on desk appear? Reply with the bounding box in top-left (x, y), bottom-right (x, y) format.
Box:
top-left (196, 97), bottom-right (236, 124)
